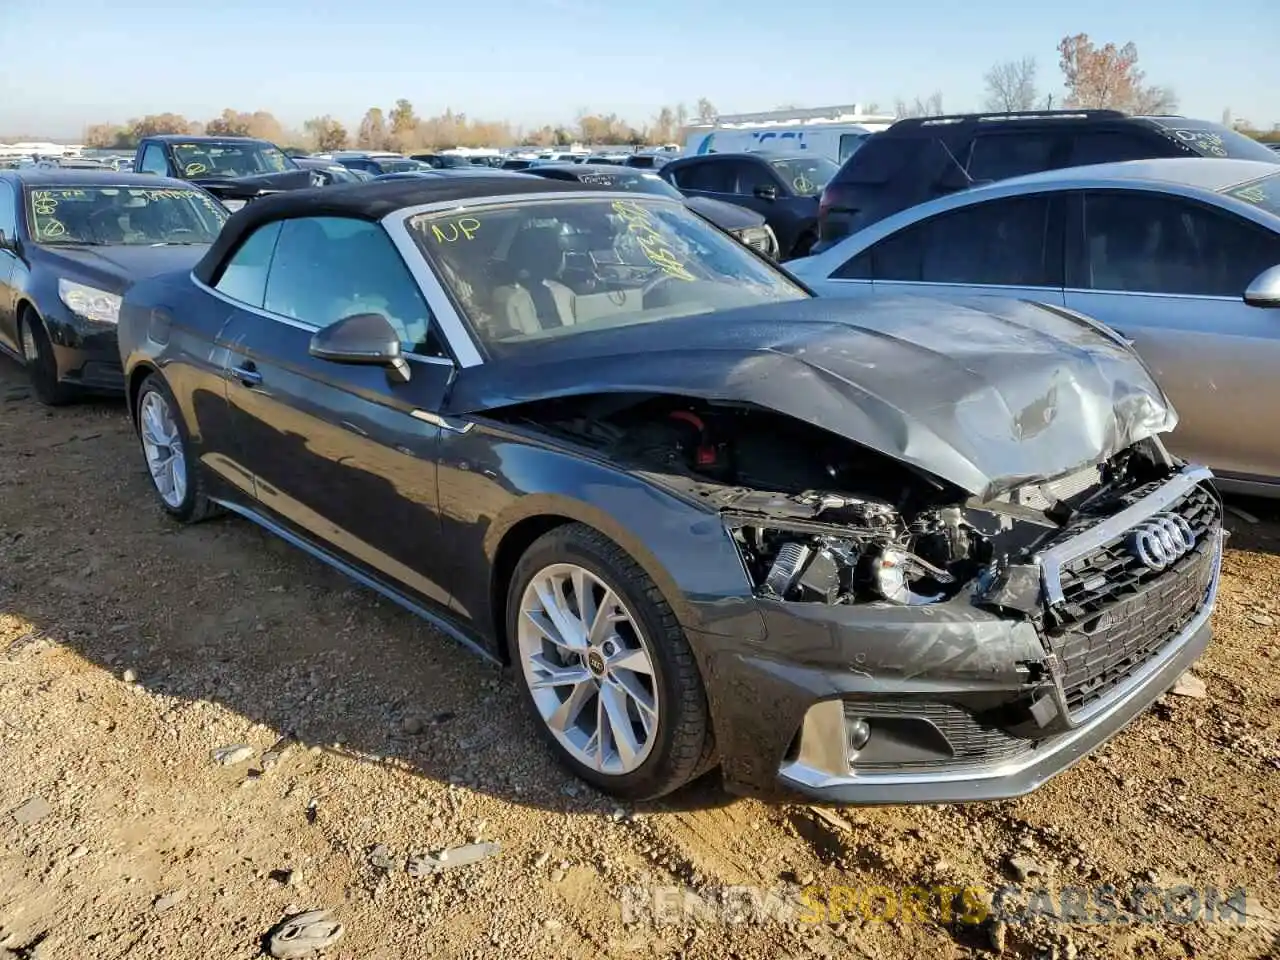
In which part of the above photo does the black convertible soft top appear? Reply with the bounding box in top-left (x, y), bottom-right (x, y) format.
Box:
top-left (194, 176), bottom-right (606, 285)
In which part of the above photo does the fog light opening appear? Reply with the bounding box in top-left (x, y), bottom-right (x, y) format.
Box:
top-left (846, 717), bottom-right (871, 762)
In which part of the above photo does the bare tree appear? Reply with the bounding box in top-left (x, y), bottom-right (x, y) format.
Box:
top-left (983, 57), bottom-right (1038, 112)
top-left (696, 98), bottom-right (718, 121)
top-left (893, 92), bottom-right (944, 119)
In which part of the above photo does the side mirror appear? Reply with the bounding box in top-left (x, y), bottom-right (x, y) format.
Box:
top-left (753, 184), bottom-right (778, 201)
top-left (1243, 264), bottom-right (1280, 308)
top-left (309, 312), bottom-right (411, 383)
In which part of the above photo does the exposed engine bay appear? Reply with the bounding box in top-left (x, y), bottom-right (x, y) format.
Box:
top-left (493, 393), bottom-right (1179, 610)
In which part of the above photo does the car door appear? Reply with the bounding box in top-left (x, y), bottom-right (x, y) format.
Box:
top-left (0, 180), bottom-right (18, 352)
top-left (1063, 188), bottom-right (1280, 482)
top-left (823, 192), bottom-right (1066, 307)
top-left (217, 214), bottom-right (457, 608)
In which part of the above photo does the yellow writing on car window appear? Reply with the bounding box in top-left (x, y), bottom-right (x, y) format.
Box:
top-left (611, 199), bottom-right (696, 282)
top-left (1234, 185), bottom-right (1267, 204)
top-left (37, 218), bottom-right (66, 239)
top-left (184, 162), bottom-right (207, 176)
top-left (431, 217), bottom-right (481, 243)
top-left (31, 192), bottom-right (59, 215)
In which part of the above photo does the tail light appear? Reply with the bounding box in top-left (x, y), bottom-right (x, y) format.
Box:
top-left (817, 183), bottom-right (856, 242)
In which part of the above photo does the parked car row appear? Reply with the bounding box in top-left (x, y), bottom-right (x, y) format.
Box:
top-left (0, 168), bottom-right (1229, 807)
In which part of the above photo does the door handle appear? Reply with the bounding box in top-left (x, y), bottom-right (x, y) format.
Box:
top-left (231, 362), bottom-right (262, 386)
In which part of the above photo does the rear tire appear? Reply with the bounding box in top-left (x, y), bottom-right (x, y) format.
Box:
top-left (134, 372), bottom-right (219, 523)
top-left (506, 523), bottom-right (715, 801)
top-left (19, 309), bottom-right (75, 406)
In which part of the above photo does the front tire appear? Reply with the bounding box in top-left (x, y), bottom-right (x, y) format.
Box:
top-left (134, 373), bottom-right (218, 523)
top-left (506, 523), bottom-right (715, 800)
top-left (19, 310), bottom-right (75, 406)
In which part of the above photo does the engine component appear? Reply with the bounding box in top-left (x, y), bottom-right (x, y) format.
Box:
top-left (765, 541), bottom-right (811, 597)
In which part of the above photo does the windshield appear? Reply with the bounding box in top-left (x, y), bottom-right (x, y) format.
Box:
top-left (768, 156), bottom-right (839, 195)
top-left (407, 197), bottom-right (807, 358)
top-left (1221, 172), bottom-right (1280, 218)
top-left (568, 170), bottom-right (682, 198)
top-left (1145, 120), bottom-right (1280, 163)
top-left (171, 141), bottom-right (294, 178)
top-left (25, 185), bottom-right (228, 245)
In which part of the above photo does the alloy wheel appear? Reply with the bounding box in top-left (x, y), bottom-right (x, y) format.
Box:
top-left (139, 390), bottom-right (188, 509)
top-left (517, 563), bottom-right (660, 775)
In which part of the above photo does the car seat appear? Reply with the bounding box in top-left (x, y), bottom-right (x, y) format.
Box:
top-left (491, 225), bottom-right (576, 333)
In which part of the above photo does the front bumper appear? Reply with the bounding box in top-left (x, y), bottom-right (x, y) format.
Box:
top-left (693, 465), bottom-right (1223, 804)
top-left (47, 310), bottom-right (124, 392)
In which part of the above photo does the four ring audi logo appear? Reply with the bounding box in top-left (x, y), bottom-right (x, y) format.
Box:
top-left (1126, 513), bottom-right (1197, 570)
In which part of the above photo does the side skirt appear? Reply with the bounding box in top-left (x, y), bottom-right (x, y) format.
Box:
top-left (211, 497), bottom-right (501, 665)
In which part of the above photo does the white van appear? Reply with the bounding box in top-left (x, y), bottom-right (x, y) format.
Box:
top-left (683, 105), bottom-right (896, 164)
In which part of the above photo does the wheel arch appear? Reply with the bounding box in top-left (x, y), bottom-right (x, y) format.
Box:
top-left (126, 361), bottom-right (159, 424)
top-left (482, 486), bottom-right (765, 663)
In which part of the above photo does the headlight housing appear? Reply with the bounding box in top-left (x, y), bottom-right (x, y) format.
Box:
top-left (57, 279), bottom-right (121, 324)
top-left (735, 225), bottom-right (779, 259)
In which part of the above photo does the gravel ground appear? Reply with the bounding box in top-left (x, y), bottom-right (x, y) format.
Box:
top-left (1, 356), bottom-right (1278, 960)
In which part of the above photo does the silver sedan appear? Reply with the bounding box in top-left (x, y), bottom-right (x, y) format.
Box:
top-left (788, 158), bottom-right (1280, 496)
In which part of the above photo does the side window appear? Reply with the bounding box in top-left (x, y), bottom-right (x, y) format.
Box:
top-left (838, 133), bottom-right (869, 163)
top-left (264, 217), bottom-right (446, 357)
top-left (213, 222), bottom-right (282, 307)
top-left (0, 182), bottom-right (16, 239)
top-left (140, 144), bottom-right (169, 176)
top-left (832, 248), bottom-right (872, 280)
top-left (1069, 131), bottom-right (1160, 166)
top-left (731, 160), bottom-right (777, 195)
top-left (674, 161), bottom-right (734, 193)
top-left (1081, 191), bottom-right (1280, 297)
top-left (968, 133), bottom-right (1062, 182)
top-left (856, 195), bottom-right (1058, 287)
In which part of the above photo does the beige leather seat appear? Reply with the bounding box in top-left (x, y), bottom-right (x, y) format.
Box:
top-left (491, 225), bottom-right (577, 334)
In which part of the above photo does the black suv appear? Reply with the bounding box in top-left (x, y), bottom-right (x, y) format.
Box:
top-left (815, 110), bottom-right (1280, 251)
top-left (660, 152), bottom-right (839, 258)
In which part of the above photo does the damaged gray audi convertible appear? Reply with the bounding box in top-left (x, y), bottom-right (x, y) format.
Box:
top-left (117, 177), bottom-right (1223, 802)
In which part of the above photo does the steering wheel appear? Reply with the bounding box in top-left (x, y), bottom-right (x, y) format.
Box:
top-left (641, 271), bottom-right (681, 305)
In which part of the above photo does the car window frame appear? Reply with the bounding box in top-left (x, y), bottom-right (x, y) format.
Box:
top-left (833, 190), bottom-right (1065, 289)
top-left (1066, 187), bottom-right (1280, 300)
top-left (200, 215), bottom-right (456, 366)
top-left (0, 180), bottom-right (17, 241)
top-left (140, 143), bottom-right (169, 176)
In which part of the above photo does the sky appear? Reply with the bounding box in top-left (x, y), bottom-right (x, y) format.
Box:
top-left (1, 0), bottom-right (1277, 140)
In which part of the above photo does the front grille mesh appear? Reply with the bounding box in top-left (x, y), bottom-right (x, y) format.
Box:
top-left (1044, 481), bottom-right (1220, 714)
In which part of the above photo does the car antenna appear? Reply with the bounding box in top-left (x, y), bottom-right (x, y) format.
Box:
top-left (939, 140), bottom-right (975, 185)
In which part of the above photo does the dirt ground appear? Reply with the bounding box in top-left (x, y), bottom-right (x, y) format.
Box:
top-left (1, 355), bottom-right (1278, 960)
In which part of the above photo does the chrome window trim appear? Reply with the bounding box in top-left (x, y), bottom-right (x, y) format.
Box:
top-left (1064, 286), bottom-right (1240, 302)
top-left (870, 279), bottom-right (1060, 292)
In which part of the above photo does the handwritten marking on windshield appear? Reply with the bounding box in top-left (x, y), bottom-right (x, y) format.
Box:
top-left (611, 199), bottom-right (696, 282)
top-left (431, 217), bottom-right (481, 243)
top-left (184, 162), bottom-right (207, 176)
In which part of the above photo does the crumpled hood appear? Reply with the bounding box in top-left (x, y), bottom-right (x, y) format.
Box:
top-left (190, 169), bottom-right (319, 199)
top-left (446, 294), bottom-right (1178, 500)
